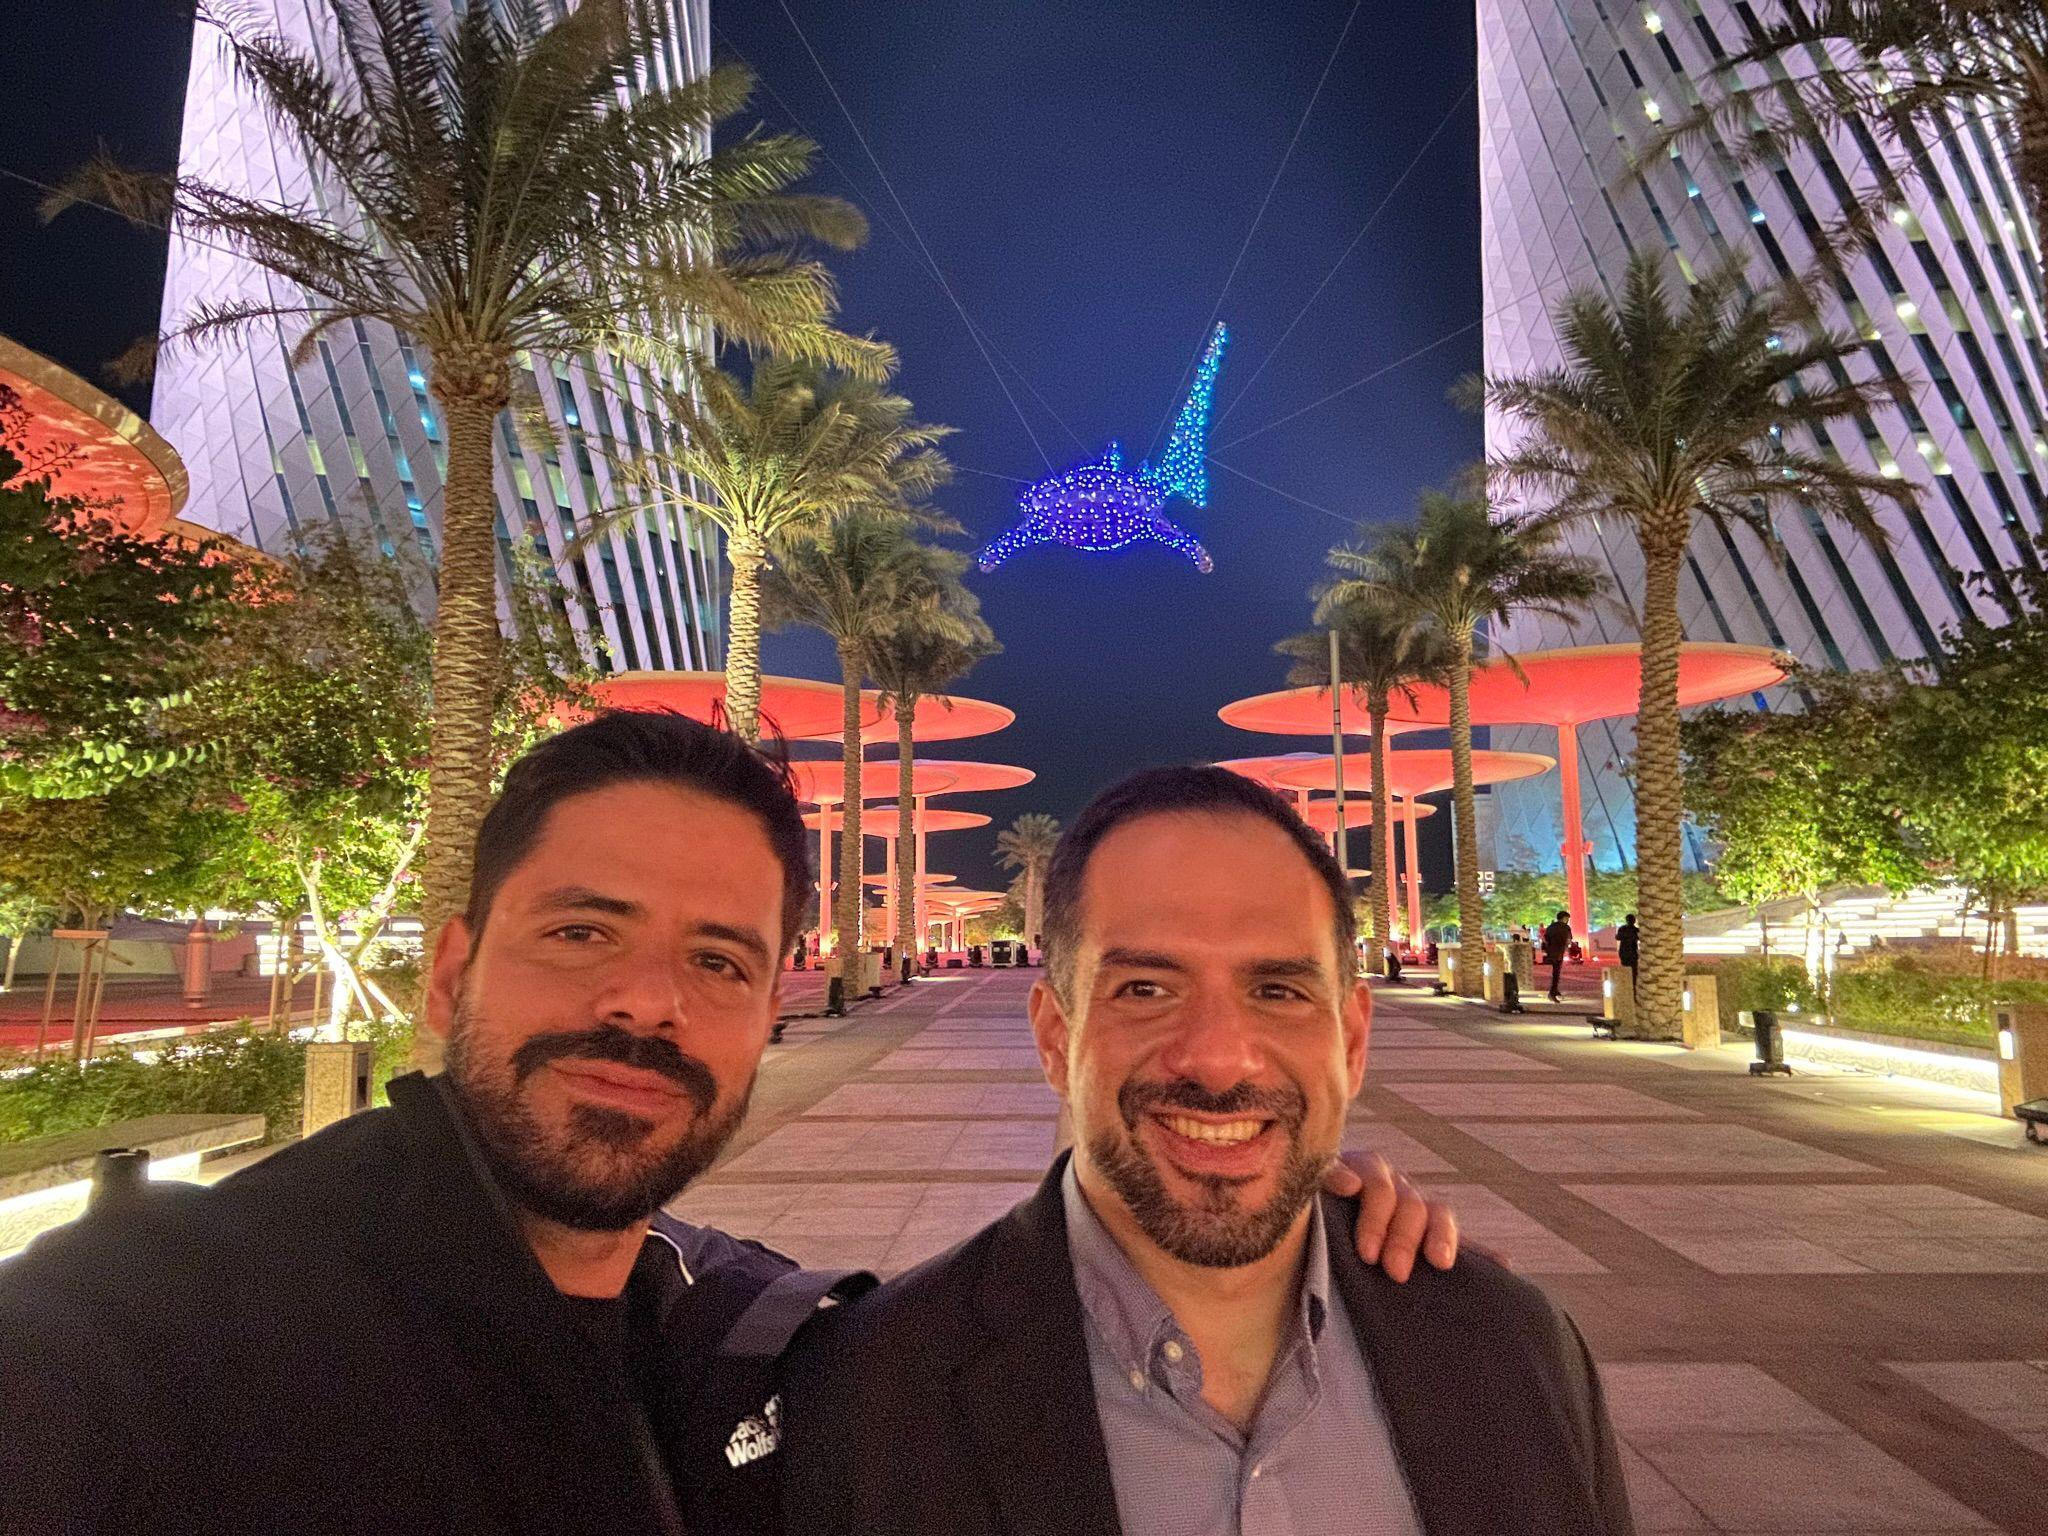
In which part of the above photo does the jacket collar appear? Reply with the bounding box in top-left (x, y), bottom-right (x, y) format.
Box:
top-left (378, 1071), bottom-right (637, 1404)
top-left (951, 1151), bottom-right (1124, 1536)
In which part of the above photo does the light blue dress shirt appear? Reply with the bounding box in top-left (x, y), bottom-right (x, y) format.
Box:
top-left (1061, 1162), bottom-right (1425, 1536)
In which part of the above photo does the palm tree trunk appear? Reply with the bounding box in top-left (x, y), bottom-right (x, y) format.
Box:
top-left (894, 697), bottom-right (917, 980)
top-left (1024, 865), bottom-right (1044, 949)
top-left (725, 531), bottom-right (767, 744)
top-left (1634, 534), bottom-right (1688, 1039)
top-left (419, 382), bottom-right (509, 956)
top-left (830, 641), bottom-right (865, 1013)
top-left (1367, 686), bottom-right (1394, 970)
top-left (1449, 627), bottom-right (1484, 995)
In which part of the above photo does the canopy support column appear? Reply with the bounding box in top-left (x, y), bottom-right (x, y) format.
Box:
top-left (1402, 796), bottom-right (1425, 942)
top-left (914, 797), bottom-right (930, 956)
top-left (819, 814), bottom-right (834, 953)
top-left (1557, 720), bottom-right (1592, 939)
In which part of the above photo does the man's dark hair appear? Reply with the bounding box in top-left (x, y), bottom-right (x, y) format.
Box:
top-left (464, 711), bottom-right (810, 952)
top-left (1556, 911), bottom-right (1570, 923)
top-left (1624, 913), bottom-right (1636, 924)
top-left (1042, 765), bottom-right (1355, 1004)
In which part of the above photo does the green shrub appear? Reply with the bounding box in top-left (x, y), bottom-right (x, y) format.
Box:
top-left (1682, 955), bottom-right (1822, 1033)
top-left (1829, 959), bottom-right (2048, 1048)
top-left (0, 1016), bottom-right (418, 1144)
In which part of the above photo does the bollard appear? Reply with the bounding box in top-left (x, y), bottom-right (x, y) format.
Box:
top-left (1600, 968), bottom-right (1637, 1031)
top-left (89, 1148), bottom-right (152, 1211)
top-left (1748, 1008), bottom-right (1793, 1076)
top-left (303, 1040), bottom-right (375, 1138)
top-left (181, 918), bottom-right (214, 1006)
top-left (1994, 1003), bottom-right (2048, 1133)
top-left (1681, 974), bottom-right (1721, 1051)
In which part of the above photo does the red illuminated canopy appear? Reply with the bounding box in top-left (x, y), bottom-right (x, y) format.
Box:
top-left (1, 334), bottom-right (188, 538)
top-left (1381, 642), bottom-right (1786, 728)
top-left (1269, 749), bottom-right (1556, 798)
top-left (804, 808), bottom-right (991, 836)
top-left (1218, 687), bottom-right (1430, 739)
top-left (787, 758), bottom-right (1035, 806)
top-left (579, 671), bottom-right (849, 741)
top-left (809, 691), bottom-right (1015, 746)
top-left (1295, 798), bottom-right (1436, 832)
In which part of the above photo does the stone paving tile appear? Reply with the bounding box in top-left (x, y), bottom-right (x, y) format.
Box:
top-left (668, 1179), bottom-right (1038, 1273)
top-left (803, 1081), bottom-right (1060, 1117)
top-left (1568, 1184), bottom-right (2048, 1274)
top-left (868, 1046), bottom-right (1046, 1072)
top-left (1603, 1364), bottom-right (1994, 1532)
top-left (1408, 1182), bottom-right (1608, 1274)
top-left (1381, 1082), bottom-right (1700, 1118)
top-left (1886, 1361), bottom-right (2048, 1440)
top-left (719, 1117), bottom-right (1054, 1175)
top-left (1338, 1121), bottom-right (1459, 1173)
top-left (1466, 1121), bottom-right (1876, 1175)
top-left (1366, 1047), bottom-right (1563, 1074)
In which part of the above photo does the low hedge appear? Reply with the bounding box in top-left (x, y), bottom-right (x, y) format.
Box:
top-left (1829, 963), bottom-right (2047, 1049)
top-left (1679, 955), bottom-right (1823, 1034)
top-left (0, 1017), bottom-right (414, 1145)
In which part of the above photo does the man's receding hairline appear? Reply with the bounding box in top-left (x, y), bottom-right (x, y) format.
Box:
top-left (1069, 803), bottom-right (1352, 962)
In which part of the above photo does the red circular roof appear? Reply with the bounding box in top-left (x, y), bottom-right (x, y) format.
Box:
top-left (579, 671), bottom-right (849, 741)
top-left (1273, 749), bottom-right (1556, 798)
top-left (1221, 643), bottom-right (1783, 735)
top-left (1218, 686), bottom-right (1431, 739)
top-left (804, 691), bottom-right (1015, 746)
top-left (787, 758), bottom-right (1035, 805)
top-left (927, 887), bottom-right (1007, 910)
top-left (804, 808), bottom-right (991, 836)
top-left (1, 334), bottom-right (188, 537)
top-left (1296, 798), bottom-right (1436, 831)
top-left (1380, 642), bottom-right (1786, 728)
top-left (862, 871), bottom-right (958, 886)
top-left (1211, 752), bottom-right (1331, 788)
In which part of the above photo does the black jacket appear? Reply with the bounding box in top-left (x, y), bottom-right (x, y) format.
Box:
top-left (782, 1155), bottom-right (1635, 1536)
top-left (0, 1072), bottom-right (827, 1536)
top-left (1543, 920), bottom-right (1574, 962)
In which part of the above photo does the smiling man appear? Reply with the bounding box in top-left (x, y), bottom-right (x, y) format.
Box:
top-left (784, 766), bottom-right (1635, 1536)
top-left (0, 717), bottom-right (1455, 1536)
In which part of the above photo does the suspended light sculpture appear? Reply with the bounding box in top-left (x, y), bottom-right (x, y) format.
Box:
top-left (978, 322), bottom-right (1229, 573)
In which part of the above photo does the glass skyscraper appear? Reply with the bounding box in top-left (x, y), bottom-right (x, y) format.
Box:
top-left (152, 0), bottom-right (724, 672)
top-left (1479, 0), bottom-right (2044, 876)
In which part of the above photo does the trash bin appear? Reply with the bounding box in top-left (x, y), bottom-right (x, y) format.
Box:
top-left (968, 944), bottom-right (985, 968)
top-left (990, 939), bottom-right (1015, 966)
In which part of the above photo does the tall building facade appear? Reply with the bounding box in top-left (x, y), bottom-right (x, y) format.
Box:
top-left (1479, 0), bottom-right (2045, 874)
top-left (153, 0), bottom-right (724, 672)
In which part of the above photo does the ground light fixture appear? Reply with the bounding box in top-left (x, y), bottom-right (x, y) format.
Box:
top-left (1748, 1009), bottom-right (1794, 1076)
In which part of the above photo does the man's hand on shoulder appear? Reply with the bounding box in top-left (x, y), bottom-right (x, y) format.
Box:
top-left (1321, 1151), bottom-right (1462, 1283)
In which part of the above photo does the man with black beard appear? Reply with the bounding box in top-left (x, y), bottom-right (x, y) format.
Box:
top-left (0, 716), bottom-right (1455, 1536)
top-left (784, 767), bottom-right (1636, 1536)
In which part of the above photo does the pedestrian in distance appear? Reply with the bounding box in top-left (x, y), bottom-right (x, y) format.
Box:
top-left (0, 713), bottom-right (1460, 1536)
top-left (1542, 908), bottom-right (1574, 1002)
top-left (782, 768), bottom-right (1635, 1536)
top-left (1616, 912), bottom-right (1641, 991)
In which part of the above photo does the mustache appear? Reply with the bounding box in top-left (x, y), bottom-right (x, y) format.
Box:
top-left (1117, 1078), bottom-right (1307, 1131)
top-left (511, 1023), bottom-right (718, 1117)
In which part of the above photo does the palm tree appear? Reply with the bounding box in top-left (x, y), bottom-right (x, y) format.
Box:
top-left (867, 554), bottom-right (999, 980)
top-left (1276, 592), bottom-right (1448, 972)
top-left (602, 360), bottom-right (951, 743)
top-left (1654, 2), bottom-right (2048, 292)
top-left (761, 509), bottom-right (959, 1014)
top-left (1477, 252), bottom-right (1915, 1037)
top-left (46, 0), bottom-right (887, 943)
top-left (1328, 485), bottom-right (1602, 994)
top-left (995, 814), bottom-right (1061, 952)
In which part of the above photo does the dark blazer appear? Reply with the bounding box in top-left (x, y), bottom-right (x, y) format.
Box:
top-left (0, 1073), bottom-right (800, 1535)
top-left (783, 1154), bottom-right (1634, 1536)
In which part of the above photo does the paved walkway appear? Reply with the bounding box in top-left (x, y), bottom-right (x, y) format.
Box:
top-left (674, 968), bottom-right (2047, 1534)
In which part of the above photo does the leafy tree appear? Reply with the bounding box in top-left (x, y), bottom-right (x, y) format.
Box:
top-left (1682, 672), bottom-right (1918, 912)
top-left (867, 550), bottom-right (998, 975)
top-left (50, 0), bottom-right (886, 943)
top-left (600, 360), bottom-right (951, 743)
top-left (0, 442), bottom-right (239, 801)
top-left (1478, 253), bottom-right (1914, 1036)
top-left (761, 509), bottom-right (958, 1013)
top-left (1326, 484), bottom-right (1601, 992)
top-left (995, 814), bottom-right (1061, 951)
top-left (1277, 591), bottom-right (1449, 967)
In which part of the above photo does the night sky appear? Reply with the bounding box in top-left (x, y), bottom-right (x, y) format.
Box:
top-left (0, 1), bottom-right (1480, 894)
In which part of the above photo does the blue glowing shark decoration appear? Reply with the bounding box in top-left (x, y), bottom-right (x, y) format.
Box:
top-left (978, 322), bottom-right (1229, 574)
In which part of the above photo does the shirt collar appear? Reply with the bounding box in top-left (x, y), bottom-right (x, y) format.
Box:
top-left (1060, 1157), bottom-right (1331, 1376)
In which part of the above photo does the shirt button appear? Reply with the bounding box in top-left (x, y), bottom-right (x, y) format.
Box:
top-left (1162, 1341), bottom-right (1185, 1363)
top-left (1127, 1368), bottom-right (1146, 1392)
top-left (1251, 1463), bottom-right (1264, 1479)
